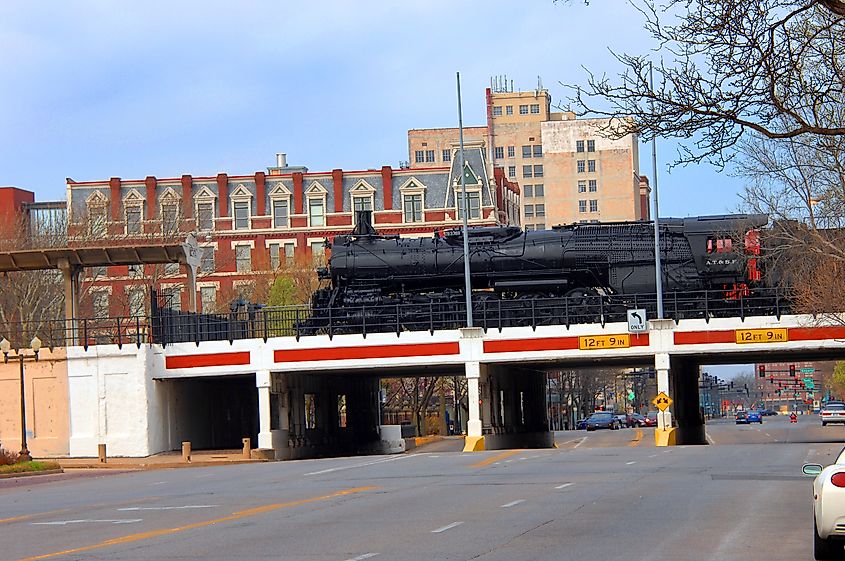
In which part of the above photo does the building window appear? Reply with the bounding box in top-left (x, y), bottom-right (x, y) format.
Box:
top-left (233, 201), bottom-right (250, 230)
top-left (522, 165), bottom-right (533, 178)
top-left (442, 149), bottom-right (451, 162)
top-left (589, 180), bottom-right (597, 192)
top-left (494, 146), bottom-right (504, 159)
top-left (524, 185), bottom-right (533, 198)
top-left (507, 146), bottom-right (515, 158)
top-left (163, 287), bottom-right (182, 311)
top-left (126, 206), bottom-right (142, 235)
top-left (92, 291), bottom-right (109, 319)
top-left (577, 160), bottom-right (586, 173)
top-left (519, 105), bottom-right (529, 115)
top-left (196, 202), bottom-right (214, 231)
top-left (492, 106), bottom-right (502, 116)
top-left (311, 241), bottom-right (326, 265)
top-left (579, 200), bottom-right (587, 213)
top-left (284, 243), bottom-right (295, 264)
top-left (415, 150), bottom-right (424, 163)
top-left (525, 204), bottom-right (534, 218)
top-left (352, 195), bottom-right (373, 225)
top-left (533, 145), bottom-right (542, 158)
top-left (200, 247), bottom-right (215, 273)
top-left (508, 166), bottom-right (516, 178)
top-left (161, 202), bottom-right (180, 234)
top-left (403, 193), bottom-right (423, 223)
top-left (235, 245), bottom-right (251, 272)
top-left (505, 105), bottom-right (513, 115)
top-left (533, 165), bottom-right (543, 177)
top-left (530, 104), bottom-right (540, 114)
top-left (588, 160), bottom-right (596, 173)
top-left (534, 184), bottom-right (544, 197)
top-left (308, 198), bottom-right (325, 227)
top-left (89, 204), bottom-right (107, 237)
top-left (269, 243), bottom-right (280, 269)
top-left (578, 180), bottom-right (587, 193)
top-left (590, 199), bottom-right (598, 212)
top-left (200, 286), bottom-right (216, 313)
top-left (587, 139), bottom-right (596, 152)
top-left (522, 145), bottom-right (532, 158)
top-left (425, 150), bottom-right (435, 163)
top-left (129, 288), bottom-right (145, 318)
top-left (576, 140), bottom-right (585, 153)
top-left (535, 204), bottom-right (545, 217)
top-left (164, 262), bottom-right (179, 276)
top-left (272, 199), bottom-right (289, 228)
top-left (457, 191), bottom-right (481, 220)
top-left (128, 264), bottom-right (143, 278)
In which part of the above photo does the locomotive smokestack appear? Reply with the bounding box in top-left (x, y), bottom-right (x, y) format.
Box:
top-left (351, 210), bottom-right (377, 236)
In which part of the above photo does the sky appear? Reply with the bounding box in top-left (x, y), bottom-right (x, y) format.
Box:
top-left (0, 0), bottom-right (748, 217)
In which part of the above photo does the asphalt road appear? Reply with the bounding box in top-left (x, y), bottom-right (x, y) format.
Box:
top-left (1, 415), bottom-right (843, 561)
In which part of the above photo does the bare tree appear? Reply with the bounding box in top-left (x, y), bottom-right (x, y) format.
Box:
top-left (564, 1), bottom-right (845, 167)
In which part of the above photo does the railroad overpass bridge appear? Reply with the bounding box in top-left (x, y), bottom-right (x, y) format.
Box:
top-left (47, 305), bottom-right (845, 460)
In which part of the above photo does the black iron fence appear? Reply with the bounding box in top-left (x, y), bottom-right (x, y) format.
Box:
top-left (0, 288), bottom-right (793, 349)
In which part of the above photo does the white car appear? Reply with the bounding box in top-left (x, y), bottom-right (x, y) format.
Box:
top-left (804, 447), bottom-right (845, 559)
top-left (821, 402), bottom-right (845, 426)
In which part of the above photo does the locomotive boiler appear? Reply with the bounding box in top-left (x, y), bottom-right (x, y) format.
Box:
top-left (306, 212), bottom-right (770, 331)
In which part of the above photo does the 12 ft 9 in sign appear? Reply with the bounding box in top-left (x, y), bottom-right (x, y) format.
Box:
top-left (579, 334), bottom-right (630, 350)
top-left (735, 328), bottom-right (788, 344)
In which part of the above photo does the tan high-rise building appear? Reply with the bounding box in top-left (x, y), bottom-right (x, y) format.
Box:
top-left (408, 85), bottom-right (649, 229)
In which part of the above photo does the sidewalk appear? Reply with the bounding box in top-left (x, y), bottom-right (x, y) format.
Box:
top-left (56, 449), bottom-right (269, 470)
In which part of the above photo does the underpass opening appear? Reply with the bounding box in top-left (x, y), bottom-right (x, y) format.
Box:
top-left (161, 375), bottom-right (258, 451)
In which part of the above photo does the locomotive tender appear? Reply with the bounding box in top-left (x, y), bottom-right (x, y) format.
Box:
top-left (307, 212), bottom-right (769, 330)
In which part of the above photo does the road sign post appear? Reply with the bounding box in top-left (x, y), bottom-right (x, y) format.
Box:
top-left (627, 309), bottom-right (647, 333)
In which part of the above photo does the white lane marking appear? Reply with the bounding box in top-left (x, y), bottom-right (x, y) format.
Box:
top-left (430, 455), bottom-right (440, 458)
top-left (531, 455), bottom-right (542, 459)
top-left (555, 483), bottom-right (573, 489)
top-left (500, 499), bottom-right (526, 508)
top-left (648, 454), bottom-right (658, 458)
top-left (196, 473), bottom-right (214, 478)
top-left (432, 521), bottom-right (464, 533)
top-left (574, 437), bottom-right (588, 449)
top-left (305, 455), bottom-right (409, 476)
top-left (626, 461), bottom-right (636, 465)
top-left (345, 554), bottom-right (379, 561)
top-left (505, 459), bottom-right (515, 463)
top-left (149, 481), bottom-right (167, 486)
top-left (33, 519), bottom-right (143, 526)
top-left (118, 505), bottom-right (217, 511)
top-left (518, 457), bottom-right (528, 461)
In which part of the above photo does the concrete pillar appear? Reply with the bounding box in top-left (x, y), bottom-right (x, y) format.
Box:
top-left (59, 260), bottom-right (81, 346)
top-left (256, 370), bottom-right (273, 450)
top-left (655, 352), bottom-right (671, 429)
top-left (466, 361), bottom-right (482, 438)
top-left (186, 263), bottom-right (198, 313)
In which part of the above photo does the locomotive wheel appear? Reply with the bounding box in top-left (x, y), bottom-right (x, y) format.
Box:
top-left (565, 288), bottom-right (602, 325)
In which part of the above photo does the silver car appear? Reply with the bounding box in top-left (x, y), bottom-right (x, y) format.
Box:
top-left (821, 402), bottom-right (845, 426)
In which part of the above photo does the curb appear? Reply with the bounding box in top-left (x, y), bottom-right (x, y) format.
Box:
top-left (0, 468), bottom-right (64, 480)
top-left (58, 459), bottom-right (268, 471)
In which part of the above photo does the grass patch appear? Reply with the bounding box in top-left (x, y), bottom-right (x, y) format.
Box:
top-left (0, 461), bottom-right (61, 475)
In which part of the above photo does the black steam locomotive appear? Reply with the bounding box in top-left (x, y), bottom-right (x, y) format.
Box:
top-left (305, 213), bottom-right (771, 332)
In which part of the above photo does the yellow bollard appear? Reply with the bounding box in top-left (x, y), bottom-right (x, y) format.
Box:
top-left (97, 443), bottom-right (107, 464)
top-left (242, 438), bottom-right (251, 459)
top-left (182, 441), bottom-right (192, 462)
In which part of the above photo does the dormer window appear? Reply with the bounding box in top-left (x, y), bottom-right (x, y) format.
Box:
top-left (268, 183), bottom-right (293, 229)
top-left (86, 191), bottom-right (108, 237)
top-left (193, 186), bottom-right (217, 232)
top-left (305, 182), bottom-right (328, 228)
top-left (230, 185), bottom-right (253, 231)
top-left (349, 180), bottom-right (376, 226)
top-left (122, 189), bottom-right (145, 235)
top-left (399, 178), bottom-right (426, 224)
top-left (159, 187), bottom-right (181, 234)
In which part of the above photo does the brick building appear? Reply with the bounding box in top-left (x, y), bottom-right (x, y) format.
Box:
top-left (408, 84), bottom-right (650, 230)
top-left (64, 149), bottom-right (519, 316)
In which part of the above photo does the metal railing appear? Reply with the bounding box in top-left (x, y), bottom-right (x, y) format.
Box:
top-left (0, 288), bottom-right (793, 349)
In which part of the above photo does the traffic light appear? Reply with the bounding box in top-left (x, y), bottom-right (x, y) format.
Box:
top-left (758, 364), bottom-right (766, 378)
top-left (789, 364), bottom-right (796, 377)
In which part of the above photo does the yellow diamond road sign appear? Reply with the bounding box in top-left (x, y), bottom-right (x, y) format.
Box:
top-left (652, 392), bottom-right (673, 411)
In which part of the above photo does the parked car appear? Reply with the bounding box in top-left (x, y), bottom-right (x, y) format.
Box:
top-left (821, 401), bottom-right (845, 426)
top-left (575, 418), bottom-right (588, 430)
top-left (803, 447), bottom-right (845, 559)
top-left (643, 411), bottom-right (658, 427)
top-left (760, 409), bottom-right (778, 416)
top-left (746, 410), bottom-right (763, 424)
top-left (630, 413), bottom-right (647, 427)
top-left (585, 411), bottom-right (620, 431)
top-left (735, 411), bottom-right (749, 424)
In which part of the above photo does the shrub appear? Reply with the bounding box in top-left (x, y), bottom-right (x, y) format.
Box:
top-left (0, 447), bottom-right (18, 466)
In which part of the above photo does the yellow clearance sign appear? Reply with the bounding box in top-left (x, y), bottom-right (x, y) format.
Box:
top-left (578, 334), bottom-right (630, 350)
top-left (735, 328), bottom-right (788, 344)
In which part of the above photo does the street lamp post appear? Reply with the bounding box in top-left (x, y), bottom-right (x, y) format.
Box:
top-left (0, 336), bottom-right (41, 463)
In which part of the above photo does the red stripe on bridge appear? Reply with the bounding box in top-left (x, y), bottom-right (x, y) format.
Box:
top-left (165, 351), bottom-right (251, 369)
top-left (674, 325), bottom-right (845, 345)
top-left (484, 333), bottom-right (650, 354)
top-left (274, 342), bottom-right (461, 363)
